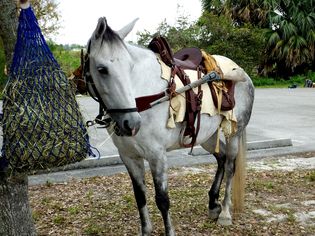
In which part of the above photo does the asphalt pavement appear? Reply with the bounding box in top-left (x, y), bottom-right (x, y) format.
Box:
top-left (76, 88), bottom-right (315, 156)
top-left (26, 88), bottom-right (315, 185)
top-left (1, 88), bottom-right (315, 185)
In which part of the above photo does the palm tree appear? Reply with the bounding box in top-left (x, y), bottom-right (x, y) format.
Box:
top-left (200, 0), bottom-right (270, 27)
top-left (201, 0), bottom-right (315, 77)
top-left (263, 0), bottom-right (315, 76)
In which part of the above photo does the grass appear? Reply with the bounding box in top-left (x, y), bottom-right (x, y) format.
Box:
top-left (53, 215), bottom-right (66, 225)
top-left (84, 223), bottom-right (103, 235)
top-left (67, 206), bottom-right (81, 215)
top-left (306, 170), bottom-right (315, 182)
top-left (51, 49), bottom-right (81, 76)
top-left (252, 71), bottom-right (315, 88)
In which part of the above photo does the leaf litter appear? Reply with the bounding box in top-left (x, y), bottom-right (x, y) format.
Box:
top-left (29, 153), bottom-right (315, 235)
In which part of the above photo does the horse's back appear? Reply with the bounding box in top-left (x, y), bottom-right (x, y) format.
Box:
top-left (212, 55), bottom-right (240, 70)
top-left (213, 55), bottom-right (255, 130)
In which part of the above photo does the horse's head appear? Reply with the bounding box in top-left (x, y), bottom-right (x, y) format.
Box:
top-left (69, 65), bottom-right (88, 95)
top-left (87, 17), bottom-right (141, 136)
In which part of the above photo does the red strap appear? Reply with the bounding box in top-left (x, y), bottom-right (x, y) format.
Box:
top-left (135, 92), bottom-right (166, 112)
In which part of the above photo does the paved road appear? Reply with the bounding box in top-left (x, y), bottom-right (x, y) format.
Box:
top-left (1, 88), bottom-right (315, 184)
top-left (247, 88), bottom-right (315, 145)
top-left (26, 88), bottom-right (315, 184)
top-left (78, 88), bottom-right (315, 157)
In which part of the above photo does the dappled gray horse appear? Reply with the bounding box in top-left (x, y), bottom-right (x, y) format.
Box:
top-left (86, 17), bottom-right (254, 235)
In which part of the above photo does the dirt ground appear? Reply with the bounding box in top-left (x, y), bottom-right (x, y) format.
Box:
top-left (29, 152), bottom-right (315, 236)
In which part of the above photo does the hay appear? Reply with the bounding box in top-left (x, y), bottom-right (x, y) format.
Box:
top-left (0, 5), bottom-right (91, 174)
top-left (2, 76), bottom-right (88, 173)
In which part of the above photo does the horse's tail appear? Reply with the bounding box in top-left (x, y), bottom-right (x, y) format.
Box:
top-left (232, 129), bottom-right (247, 214)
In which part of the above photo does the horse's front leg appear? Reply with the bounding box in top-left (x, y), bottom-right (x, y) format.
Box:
top-left (148, 153), bottom-right (175, 236)
top-left (121, 156), bottom-right (152, 235)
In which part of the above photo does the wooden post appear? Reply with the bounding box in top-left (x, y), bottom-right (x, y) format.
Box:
top-left (20, 0), bottom-right (30, 9)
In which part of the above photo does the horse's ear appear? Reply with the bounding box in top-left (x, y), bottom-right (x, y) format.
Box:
top-left (94, 17), bottom-right (107, 40)
top-left (117, 18), bottom-right (139, 39)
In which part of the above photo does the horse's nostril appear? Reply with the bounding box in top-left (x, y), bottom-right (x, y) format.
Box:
top-left (123, 119), bottom-right (140, 136)
top-left (123, 120), bottom-right (131, 131)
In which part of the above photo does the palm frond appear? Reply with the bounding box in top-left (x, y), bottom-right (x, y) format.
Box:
top-left (281, 21), bottom-right (297, 41)
top-left (267, 31), bottom-right (281, 46)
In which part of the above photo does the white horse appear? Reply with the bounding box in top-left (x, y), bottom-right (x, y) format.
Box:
top-left (86, 17), bottom-right (254, 236)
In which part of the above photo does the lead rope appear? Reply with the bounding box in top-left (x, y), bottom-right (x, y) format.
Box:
top-left (97, 129), bottom-right (115, 148)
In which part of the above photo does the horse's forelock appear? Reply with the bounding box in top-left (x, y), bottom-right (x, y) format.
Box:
top-left (92, 18), bottom-right (122, 47)
top-left (101, 25), bottom-right (121, 44)
top-left (89, 19), bottom-right (131, 59)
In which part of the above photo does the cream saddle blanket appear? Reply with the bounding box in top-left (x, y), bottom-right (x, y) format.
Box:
top-left (156, 56), bottom-right (237, 138)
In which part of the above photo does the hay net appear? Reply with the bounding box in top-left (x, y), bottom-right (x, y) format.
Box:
top-left (0, 5), bottom-right (93, 174)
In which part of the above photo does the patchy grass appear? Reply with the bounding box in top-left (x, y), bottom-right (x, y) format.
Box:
top-left (252, 73), bottom-right (315, 88)
top-left (306, 171), bottom-right (315, 182)
top-left (29, 157), bottom-right (315, 235)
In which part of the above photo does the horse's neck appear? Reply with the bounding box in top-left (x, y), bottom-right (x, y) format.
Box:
top-left (126, 43), bottom-right (168, 97)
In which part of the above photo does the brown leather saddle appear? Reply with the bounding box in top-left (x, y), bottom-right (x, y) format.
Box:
top-left (174, 47), bottom-right (203, 70)
top-left (148, 36), bottom-right (235, 148)
top-left (148, 36), bottom-right (203, 147)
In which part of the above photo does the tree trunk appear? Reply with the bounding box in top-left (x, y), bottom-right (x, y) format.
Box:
top-left (0, 174), bottom-right (36, 236)
top-left (0, 0), bottom-right (37, 235)
top-left (0, 0), bottom-right (18, 71)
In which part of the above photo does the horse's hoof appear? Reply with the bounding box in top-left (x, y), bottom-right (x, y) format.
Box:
top-left (217, 217), bottom-right (232, 226)
top-left (166, 231), bottom-right (175, 236)
top-left (165, 226), bottom-right (175, 236)
top-left (139, 224), bottom-right (152, 236)
top-left (209, 206), bottom-right (221, 220)
top-left (139, 231), bottom-right (151, 236)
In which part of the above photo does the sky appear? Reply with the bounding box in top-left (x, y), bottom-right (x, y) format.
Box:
top-left (54, 0), bottom-right (202, 45)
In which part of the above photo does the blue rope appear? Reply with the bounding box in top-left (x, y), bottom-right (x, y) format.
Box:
top-left (0, 6), bottom-right (96, 173)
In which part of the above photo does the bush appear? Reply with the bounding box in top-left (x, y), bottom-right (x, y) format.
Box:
top-left (0, 41), bottom-right (82, 92)
top-left (198, 13), bottom-right (266, 77)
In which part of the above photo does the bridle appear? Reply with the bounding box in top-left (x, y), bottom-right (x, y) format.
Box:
top-left (83, 41), bottom-right (138, 131)
top-left (84, 41), bottom-right (138, 113)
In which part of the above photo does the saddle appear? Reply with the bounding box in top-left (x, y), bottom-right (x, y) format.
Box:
top-left (174, 47), bottom-right (203, 70)
top-left (148, 36), bottom-right (203, 148)
top-left (148, 36), bottom-right (235, 148)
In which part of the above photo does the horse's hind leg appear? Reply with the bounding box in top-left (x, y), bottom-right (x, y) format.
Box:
top-left (148, 153), bottom-right (175, 236)
top-left (217, 135), bottom-right (240, 225)
top-left (202, 133), bottom-right (244, 225)
top-left (201, 137), bottom-right (226, 220)
top-left (121, 156), bottom-right (152, 235)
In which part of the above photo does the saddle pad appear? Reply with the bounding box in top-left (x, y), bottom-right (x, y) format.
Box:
top-left (156, 56), bottom-right (237, 138)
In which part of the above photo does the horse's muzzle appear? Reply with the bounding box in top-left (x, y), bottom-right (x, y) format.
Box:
top-left (112, 113), bottom-right (141, 137)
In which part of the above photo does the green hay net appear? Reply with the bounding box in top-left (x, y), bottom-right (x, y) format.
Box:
top-left (0, 5), bottom-right (93, 174)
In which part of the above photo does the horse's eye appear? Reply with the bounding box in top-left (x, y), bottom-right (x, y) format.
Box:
top-left (97, 66), bottom-right (108, 75)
